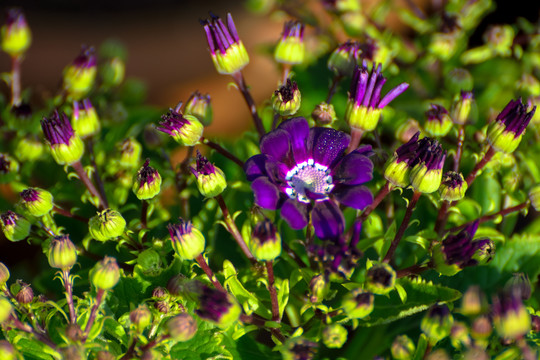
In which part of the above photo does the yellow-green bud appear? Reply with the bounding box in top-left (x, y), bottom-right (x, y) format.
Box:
top-left (428, 14), bottom-right (461, 60)
top-left (322, 324), bottom-right (347, 349)
top-left (41, 110), bottom-right (85, 165)
top-left (72, 99), bottom-right (100, 138)
top-left (365, 262), bottom-right (396, 295)
top-left (117, 138), bottom-right (142, 169)
top-left (311, 102), bottom-right (337, 126)
top-left (191, 151), bottom-right (227, 198)
top-left (48, 235), bottom-right (77, 270)
top-left (90, 256), bottom-right (120, 290)
top-left (167, 313), bottom-right (198, 342)
top-left (460, 286), bottom-right (488, 317)
top-left (487, 99), bottom-right (535, 154)
top-left (529, 184), bottom-right (540, 211)
top-left (1, 8), bottom-right (31, 57)
top-left (185, 91), bottom-right (213, 127)
top-left (274, 21), bottom-right (305, 65)
top-left (471, 315), bottom-right (492, 342)
top-left (445, 69), bottom-right (473, 95)
top-left (157, 109), bottom-right (204, 147)
top-left (0, 340), bottom-right (17, 360)
top-left (249, 220), bottom-right (281, 261)
top-left (439, 171), bottom-right (467, 201)
top-left (391, 335), bottom-right (415, 360)
top-left (133, 159), bottom-right (162, 200)
top-left (493, 290), bottom-right (531, 340)
top-left (342, 288), bottom-right (374, 319)
top-left (345, 104), bottom-right (382, 132)
top-left (485, 25), bottom-right (514, 57)
top-left (168, 219), bottom-right (206, 260)
top-left (384, 155), bottom-right (411, 188)
top-left (195, 286), bottom-right (241, 329)
top-left (309, 274), bottom-right (329, 303)
top-left (450, 322), bottom-right (471, 349)
top-left (421, 304), bottom-right (454, 344)
top-left (424, 104), bottom-right (453, 137)
top-left (410, 162), bottom-right (444, 194)
top-left (328, 40), bottom-right (360, 77)
top-left (272, 79), bottom-right (301, 117)
top-left (88, 209), bottom-right (126, 241)
top-left (1, 211), bottom-right (30, 242)
top-left (0, 262), bottom-right (9, 287)
top-left (19, 188), bottom-right (54, 217)
top-left (100, 57), bottom-right (125, 87)
top-left (50, 136), bottom-right (85, 165)
top-left (282, 337), bottom-right (318, 360)
top-left (0, 297), bottom-right (13, 324)
top-left (130, 304), bottom-right (152, 333)
top-left (15, 137), bottom-right (44, 162)
top-left (0, 153), bottom-right (19, 177)
top-left (63, 46), bottom-right (97, 100)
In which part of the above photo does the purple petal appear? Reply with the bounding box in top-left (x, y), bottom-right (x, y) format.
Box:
top-left (278, 117), bottom-right (310, 163)
top-left (333, 185), bottom-right (373, 210)
top-left (377, 83), bottom-right (409, 109)
top-left (332, 150), bottom-right (373, 186)
top-left (252, 177), bottom-right (281, 210)
top-left (281, 199), bottom-right (309, 230)
top-left (361, 64), bottom-right (380, 107)
top-left (308, 127), bottom-right (350, 167)
top-left (226, 13), bottom-right (240, 43)
top-left (260, 128), bottom-right (291, 163)
top-left (244, 154), bottom-right (269, 181)
top-left (264, 160), bottom-right (288, 184)
top-left (312, 200), bottom-right (345, 239)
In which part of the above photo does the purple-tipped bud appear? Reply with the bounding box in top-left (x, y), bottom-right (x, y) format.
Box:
top-left (424, 104), bottom-right (452, 137)
top-left (309, 274), bottom-right (329, 303)
top-left (421, 304), bottom-right (454, 344)
top-left (191, 151), bottom-right (227, 198)
top-left (167, 313), bottom-right (198, 342)
top-left (19, 188), bottom-right (54, 217)
top-left (345, 62), bottom-right (409, 132)
top-left (167, 218), bottom-right (205, 260)
top-left (461, 285), bottom-right (488, 316)
top-left (130, 304), bottom-right (152, 333)
top-left (492, 289), bottom-right (531, 339)
top-left (282, 337), bottom-right (318, 360)
top-left (409, 137), bottom-right (446, 193)
top-left (200, 13), bottom-right (249, 75)
top-left (429, 13), bottom-right (462, 60)
top-left (152, 287), bottom-right (168, 299)
top-left (185, 91), bottom-right (213, 126)
top-left (1, 8), bottom-right (31, 56)
top-left (328, 40), bottom-right (361, 77)
top-left (90, 256), bottom-right (120, 290)
top-left (41, 110), bottom-right (84, 165)
top-left (48, 235), bottom-right (77, 270)
top-left (272, 79), bottom-right (301, 117)
top-left (132, 159), bottom-right (162, 200)
top-left (0, 153), bottom-right (19, 176)
top-left (117, 138), bottom-right (142, 169)
top-left (342, 288), bottom-right (374, 319)
top-left (157, 108), bottom-right (203, 146)
top-left (391, 335), bottom-right (416, 360)
top-left (504, 273), bottom-right (531, 301)
top-left (249, 219), bottom-right (281, 261)
top-left (63, 46), bottom-right (97, 100)
top-left (274, 20), bottom-right (305, 65)
top-left (15, 281), bottom-right (33, 304)
top-left (451, 91), bottom-right (474, 125)
top-left (365, 262), bottom-right (396, 295)
top-left (72, 99), bottom-right (100, 138)
top-left (195, 285), bottom-right (241, 328)
top-left (1, 210), bottom-right (30, 242)
top-left (487, 98), bottom-right (536, 153)
top-left (439, 171), bottom-right (467, 201)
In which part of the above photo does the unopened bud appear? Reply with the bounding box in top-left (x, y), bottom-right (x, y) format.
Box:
top-left (191, 151), bottom-right (227, 198)
top-left (282, 337), bottom-right (318, 360)
top-left (100, 57), bottom-right (125, 87)
top-left (63, 46), bottom-right (97, 100)
top-left (0, 263), bottom-right (9, 287)
top-left (157, 108), bottom-right (203, 146)
top-left (328, 40), bottom-right (360, 77)
top-left (15, 281), bottom-right (33, 304)
top-left (154, 299), bottom-right (170, 314)
top-left (0, 153), bottom-right (19, 177)
top-left (167, 219), bottom-right (205, 260)
top-left (48, 235), bottom-right (77, 270)
top-left (133, 159), bottom-right (162, 200)
top-left (485, 25), bottom-right (514, 56)
top-left (460, 286), bottom-right (487, 317)
top-left (322, 324), bottom-right (347, 349)
top-left (445, 68), bottom-right (473, 94)
top-left (471, 315), bottom-right (492, 341)
top-left (311, 102), bottom-right (337, 126)
top-left (130, 304), bottom-right (152, 333)
top-left (309, 274), bottom-right (329, 303)
top-left (185, 91), bottom-right (212, 126)
top-left (195, 286), bottom-right (241, 328)
top-left (88, 209), bottom-right (126, 241)
top-left (1, 8), bottom-right (31, 57)
top-left (493, 289), bottom-right (531, 339)
top-left (0, 297), bottom-right (13, 323)
top-left (424, 104), bottom-right (452, 137)
top-left (167, 313), bottom-right (198, 341)
top-left (116, 138), bottom-right (142, 169)
top-left (342, 288), bottom-right (374, 319)
top-left (421, 304), bottom-right (454, 344)
top-left (91, 257), bottom-right (120, 290)
top-left (1, 211), bottom-right (30, 242)
top-left (274, 21), bottom-right (305, 65)
top-left (72, 99), bottom-right (100, 138)
top-left (272, 79), bottom-right (301, 117)
top-left (15, 137), bottom-right (44, 162)
top-left (439, 171), bottom-right (467, 201)
top-left (0, 340), bottom-right (17, 360)
top-left (365, 262), bottom-right (396, 295)
top-left (152, 286), bottom-right (168, 299)
top-left (250, 219), bottom-right (281, 261)
top-left (391, 335), bottom-right (415, 360)
top-left (19, 188), bottom-right (54, 217)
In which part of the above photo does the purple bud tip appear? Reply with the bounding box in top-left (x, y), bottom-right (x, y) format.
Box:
top-left (253, 219), bottom-right (277, 245)
top-left (409, 136), bottom-right (445, 171)
top-left (426, 104), bottom-right (449, 122)
top-left (442, 220), bottom-right (483, 267)
top-left (428, 304), bottom-right (451, 321)
top-left (41, 110), bottom-right (75, 146)
top-left (440, 13), bottom-right (460, 33)
top-left (20, 188), bottom-right (39, 202)
top-left (441, 171), bottom-right (464, 189)
top-left (1, 210), bottom-right (19, 225)
top-left (5, 7), bottom-right (26, 27)
top-left (168, 218), bottom-right (193, 240)
top-left (72, 45), bottom-right (97, 69)
top-left (138, 159), bottom-right (158, 187)
top-left (191, 151), bottom-right (216, 177)
top-left (493, 289), bottom-right (524, 317)
top-left (275, 79), bottom-right (298, 103)
top-left (460, 90), bottom-right (474, 100)
top-left (0, 154), bottom-right (11, 174)
top-left (200, 12), bottom-right (241, 55)
top-left (157, 108), bottom-right (190, 136)
top-left (282, 20), bottom-right (305, 40)
top-left (359, 38), bottom-right (377, 61)
top-left (195, 286), bottom-right (232, 322)
top-left (496, 98), bottom-right (536, 137)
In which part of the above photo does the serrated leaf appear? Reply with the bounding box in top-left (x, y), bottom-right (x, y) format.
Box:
top-left (360, 278), bottom-right (461, 326)
top-left (170, 320), bottom-right (233, 360)
top-left (11, 337), bottom-right (60, 360)
top-left (395, 283), bottom-right (407, 303)
top-left (103, 317), bottom-right (128, 347)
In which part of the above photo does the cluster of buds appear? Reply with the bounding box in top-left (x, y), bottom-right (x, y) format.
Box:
top-left (41, 110), bottom-right (85, 165)
top-left (191, 151), bottom-right (227, 198)
top-left (157, 106), bottom-right (204, 146)
top-left (1, 210), bottom-right (30, 242)
top-left (19, 188), bottom-right (54, 217)
top-left (274, 20), bottom-right (305, 65)
top-left (133, 159), bottom-right (162, 200)
top-left (1, 8), bottom-right (31, 57)
top-left (72, 99), bottom-right (100, 138)
top-left (167, 219), bottom-right (206, 260)
top-left (88, 209), bottom-right (126, 241)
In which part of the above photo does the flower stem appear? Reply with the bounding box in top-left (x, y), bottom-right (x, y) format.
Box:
top-left (141, 200), bottom-right (148, 229)
top-left (87, 139), bottom-right (109, 209)
top-left (10, 55), bottom-right (22, 106)
top-left (396, 263), bottom-right (430, 278)
top-left (433, 200), bottom-right (450, 235)
top-left (195, 254), bottom-right (226, 292)
top-left (231, 71), bottom-right (266, 137)
top-left (83, 288), bottom-right (105, 341)
top-left (282, 64), bottom-right (291, 85)
top-left (383, 191), bottom-right (421, 263)
top-left (216, 194), bottom-right (256, 263)
top-left (53, 205), bottom-right (89, 223)
top-left (453, 125), bottom-right (465, 172)
top-left (72, 160), bottom-right (107, 210)
top-left (62, 269), bottom-right (77, 324)
top-left (326, 74), bottom-right (343, 103)
top-left (11, 314), bottom-right (57, 350)
top-left (465, 146), bottom-right (496, 186)
top-left (202, 137), bottom-right (244, 168)
top-left (346, 128), bottom-right (364, 154)
top-left (359, 181), bottom-right (392, 221)
top-left (266, 260), bottom-right (280, 322)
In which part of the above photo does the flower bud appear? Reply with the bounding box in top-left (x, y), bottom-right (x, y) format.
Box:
top-left (282, 337), bottom-right (318, 360)
top-left (274, 21), bottom-right (305, 65)
top-left (328, 40), bottom-right (360, 77)
top-left (15, 137), bottom-right (44, 162)
top-left (195, 286), bottom-right (241, 328)
top-left (157, 108), bottom-right (203, 146)
top-left (154, 300), bottom-right (170, 314)
top-left (0, 297), bottom-right (13, 323)
top-left (1, 211), bottom-right (30, 242)
top-left (116, 138), bottom-right (142, 169)
top-left (424, 104), bottom-right (452, 137)
top-left (409, 137), bottom-right (446, 194)
top-left (439, 171), bottom-right (467, 201)
top-left (63, 46), bottom-right (97, 100)
top-left (249, 219), bottom-right (281, 261)
top-left (396, 119), bottom-right (421, 144)
top-left (460, 286), bottom-right (488, 317)
top-left (0, 340), bottom-right (17, 360)
top-left (272, 79), bottom-right (301, 117)
top-left (421, 304), bottom-right (454, 344)
top-left (450, 321), bottom-right (471, 349)
top-left (65, 324), bottom-right (83, 341)
top-left (191, 151), bottom-right (227, 198)
top-left (471, 238), bottom-right (495, 265)
top-left (429, 14), bottom-right (461, 60)
top-left (15, 281), bottom-right (33, 304)
top-left (309, 274), bottom-right (329, 303)
top-left (504, 273), bottom-right (531, 301)
top-left (365, 262), bottom-right (396, 295)
top-left (133, 159), bottom-right (162, 200)
top-left (493, 289), bottom-right (531, 339)
top-left (0, 153), bottom-right (19, 177)
top-left (185, 91), bottom-right (212, 126)
top-left (61, 345), bottom-right (85, 360)
top-left (529, 184), bottom-right (540, 211)
top-left (471, 315), bottom-right (492, 342)
top-left (96, 351), bottom-right (115, 360)
top-left (41, 111), bottom-right (85, 165)
top-left (451, 91), bottom-right (474, 125)
top-left (90, 257), bottom-right (120, 290)
top-left (342, 288), bottom-right (374, 319)
top-left (1, 8), bottom-right (31, 57)
top-left (531, 314), bottom-right (540, 332)
top-left (487, 99), bottom-right (536, 153)
top-left (384, 132), bottom-right (420, 187)
top-left (311, 102), bottom-right (337, 126)
top-left (88, 209), bottom-right (126, 241)
top-left (167, 313), bottom-right (198, 342)
top-left (19, 188), bottom-right (54, 217)
top-left (322, 324), bottom-right (347, 349)
top-left (130, 304), bottom-right (152, 333)
top-left (168, 219), bottom-right (205, 260)
top-left (0, 263), bottom-right (9, 287)
top-left (152, 286), bottom-right (168, 299)
top-left (100, 57), bottom-right (125, 87)
top-left (391, 335), bottom-right (415, 360)
top-left (72, 99), bottom-right (100, 138)
top-left (485, 25), bottom-right (514, 56)
top-left (48, 235), bottom-right (77, 270)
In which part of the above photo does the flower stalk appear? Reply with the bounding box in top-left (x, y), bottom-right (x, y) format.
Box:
top-left (202, 137), bottom-right (244, 168)
top-left (465, 146), bottom-right (496, 186)
top-left (83, 288), bottom-right (105, 341)
top-left (265, 260), bottom-right (280, 322)
top-left (61, 269), bottom-right (77, 324)
top-left (195, 254), bottom-right (226, 292)
top-left (231, 71), bottom-right (265, 137)
top-left (72, 160), bottom-right (107, 210)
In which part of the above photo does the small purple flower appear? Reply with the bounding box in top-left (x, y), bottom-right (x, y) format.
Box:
top-left (244, 117), bottom-right (374, 239)
top-left (157, 107), bottom-right (203, 146)
top-left (41, 110), bottom-right (75, 146)
top-left (441, 221), bottom-right (492, 268)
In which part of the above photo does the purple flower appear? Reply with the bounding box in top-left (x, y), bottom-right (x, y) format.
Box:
top-left (41, 110), bottom-right (75, 146)
top-left (244, 117), bottom-right (373, 239)
top-left (157, 107), bottom-right (203, 146)
top-left (441, 221), bottom-right (492, 268)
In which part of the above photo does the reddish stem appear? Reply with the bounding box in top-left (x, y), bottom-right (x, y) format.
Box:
top-left (72, 160), bottom-right (106, 210)
top-left (231, 71), bottom-right (265, 137)
top-left (62, 269), bottom-right (77, 324)
top-left (11, 55), bottom-right (21, 106)
top-left (53, 205), bottom-right (89, 223)
top-left (266, 261), bottom-right (280, 322)
top-left (202, 137), bottom-right (244, 168)
top-left (326, 74), bottom-right (343, 103)
top-left (360, 181), bottom-right (392, 221)
top-left (465, 146), bottom-right (496, 186)
top-left (454, 125), bottom-right (465, 172)
top-left (195, 254), bottom-right (226, 292)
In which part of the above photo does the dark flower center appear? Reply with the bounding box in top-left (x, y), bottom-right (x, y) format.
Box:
top-left (285, 159), bottom-right (333, 203)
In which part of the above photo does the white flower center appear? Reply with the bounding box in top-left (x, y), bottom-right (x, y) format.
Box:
top-left (284, 159), bottom-right (334, 203)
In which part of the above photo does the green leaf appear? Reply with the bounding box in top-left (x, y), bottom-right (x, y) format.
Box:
top-left (169, 320), bottom-right (233, 360)
top-left (103, 317), bottom-right (129, 347)
top-left (277, 279), bottom-right (289, 319)
top-left (223, 260), bottom-right (270, 317)
top-left (489, 233), bottom-right (540, 281)
top-left (412, 333), bottom-right (428, 360)
top-left (360, 278), bottom-right (461, 326)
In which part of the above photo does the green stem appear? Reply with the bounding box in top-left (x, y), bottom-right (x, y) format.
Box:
top-left (465, 146), bottom-right (496, 186)
top-left (62, 269), bottom-right (77, 324)
top-left (83, 289), bottom-right (105, 341)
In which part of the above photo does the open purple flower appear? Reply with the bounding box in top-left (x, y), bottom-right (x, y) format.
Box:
top-left (244, 117), bottom-right (373, 239)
